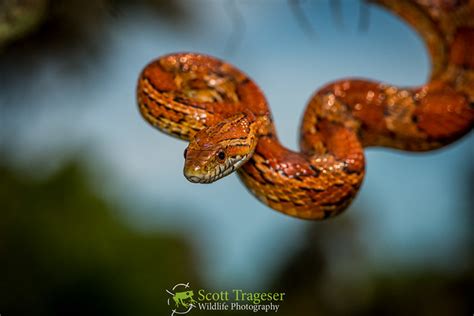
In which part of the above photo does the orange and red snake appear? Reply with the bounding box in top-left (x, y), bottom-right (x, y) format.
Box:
top-left (137, 0), bottom-right (474, 220)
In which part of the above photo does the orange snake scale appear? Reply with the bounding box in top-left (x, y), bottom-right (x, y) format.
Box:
top-left (137, 0), bottom-right (474, 220)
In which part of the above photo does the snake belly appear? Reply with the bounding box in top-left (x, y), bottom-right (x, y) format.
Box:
top-left (137, 0), bottom-right (474, 220)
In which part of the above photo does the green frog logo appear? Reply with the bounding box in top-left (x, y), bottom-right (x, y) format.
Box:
top-left (166, 282), bottom-right (197, 315)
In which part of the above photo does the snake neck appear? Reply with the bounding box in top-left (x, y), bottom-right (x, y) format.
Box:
top-left (238, 106), bottom-right (366, 220)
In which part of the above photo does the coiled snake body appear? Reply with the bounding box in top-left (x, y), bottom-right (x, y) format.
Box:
top-left (137, 0), bottom-right (474, 220)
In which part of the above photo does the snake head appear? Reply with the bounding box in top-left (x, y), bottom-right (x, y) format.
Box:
top-left (183, 113), bottom-right (259, 183)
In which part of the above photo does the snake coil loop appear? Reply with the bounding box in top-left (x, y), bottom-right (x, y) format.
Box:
top-left (137, 0), bottom-right (474, 220)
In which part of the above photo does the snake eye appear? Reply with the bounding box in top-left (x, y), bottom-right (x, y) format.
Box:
top-left (217, 150), bottom-right (226, 161)
top-left (183, 148), bottom-right (188, 158)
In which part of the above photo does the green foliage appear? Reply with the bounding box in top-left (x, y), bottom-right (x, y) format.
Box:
top-left (0, 162), bottom-right (199, 315)
top-left (0, 161), bottom-right (472, 315)
top-left (0, 0), bottom-right (48, 47)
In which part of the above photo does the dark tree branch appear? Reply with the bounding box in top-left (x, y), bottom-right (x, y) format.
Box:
top-left (223, 0), bottom-right (245, 56)
top-left (288, 0), bottom-right (317, 39)
top-left (358, 0), bottom-right (371, 32)
top-left (329, 0), bottom-right (344, 29)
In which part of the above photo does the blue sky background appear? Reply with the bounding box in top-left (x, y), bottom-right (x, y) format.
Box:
top-left (1, 0), bottom-right (472, 288)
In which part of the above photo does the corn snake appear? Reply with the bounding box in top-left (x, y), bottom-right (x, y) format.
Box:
top-left (137, 0), bottom-right (474, 220)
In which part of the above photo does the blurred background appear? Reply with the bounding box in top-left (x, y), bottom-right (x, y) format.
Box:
top-left (0, 0), bottom-right (472, 315)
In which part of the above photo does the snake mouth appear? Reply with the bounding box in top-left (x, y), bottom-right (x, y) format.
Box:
top-left (186, 175), bottom-right (204, 183)
top-left (184, 154), bottom-right (248, 184)
top-left (184, 171), bottom-right (225, 184)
